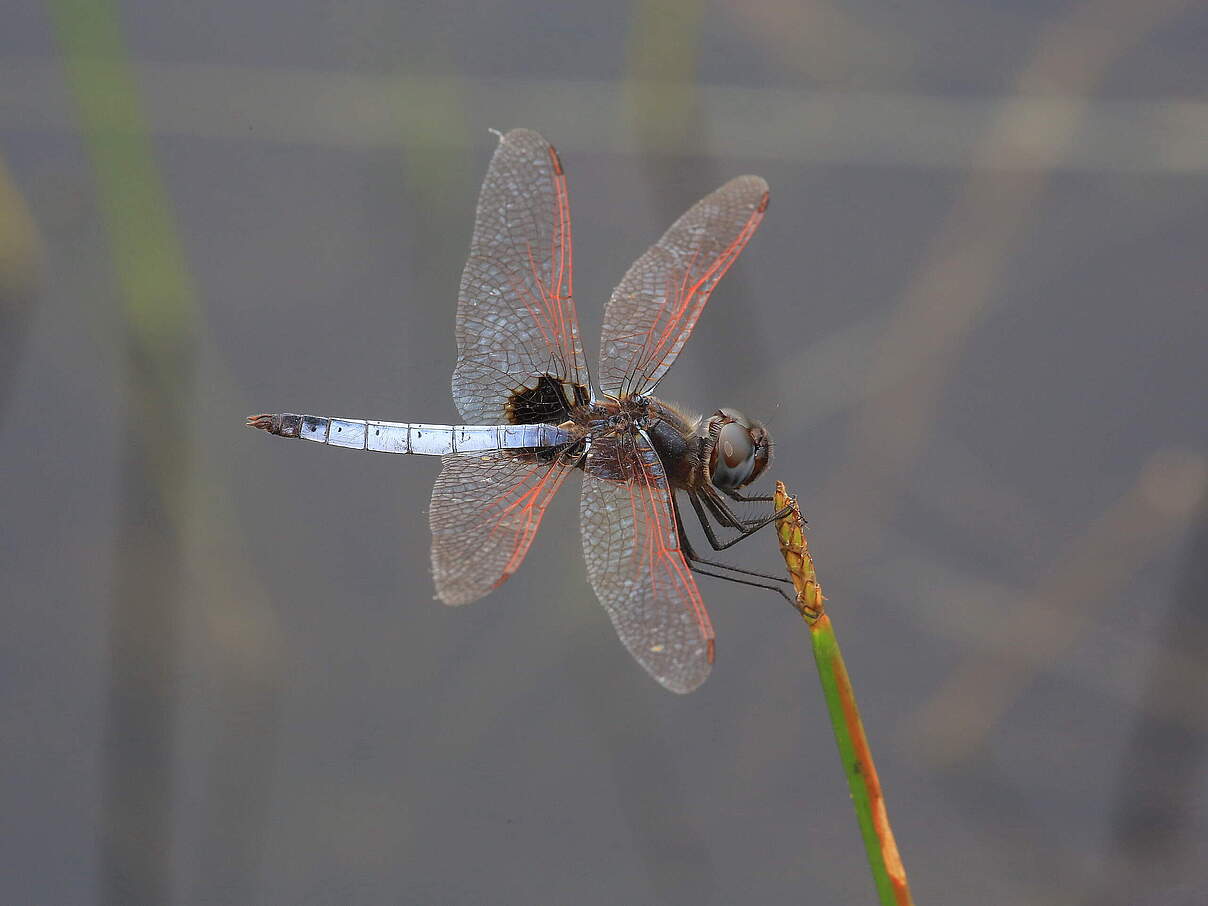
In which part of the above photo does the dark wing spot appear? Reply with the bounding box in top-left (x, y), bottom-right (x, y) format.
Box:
top-left (506, 374), bottom-right (588, 426)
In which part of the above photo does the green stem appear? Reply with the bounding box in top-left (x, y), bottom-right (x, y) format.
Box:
top-left (774, 482), bottom-right (912, 904)
top-left (810, 614), bottom-right (912, 905)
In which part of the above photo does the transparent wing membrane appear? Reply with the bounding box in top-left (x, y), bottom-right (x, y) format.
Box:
top-left (598, 175), bottom-right (768, 399)
top-left (430, 450), bottom-right (577, 606)
top-left (581, 431), bottom-right (714, 693)
top-left (453, 129), bottom-right (589, 423)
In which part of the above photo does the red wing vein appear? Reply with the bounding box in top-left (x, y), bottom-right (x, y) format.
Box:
top-left (452, 128), bottom-right (587, 423)
top-left (597, 175), bottom-right (768, 399)
top-left (431, 451), bottom-right (571, 606)
top-left (491, 460), bottom-right (567, 578)
top-left (580, 432), bottom-right (714, 693)
top-left (637, 447), bottom-right (710, 634)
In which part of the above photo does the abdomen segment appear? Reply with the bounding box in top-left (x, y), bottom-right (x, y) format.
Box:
top-left (246, 413), bottom-right (573, 454)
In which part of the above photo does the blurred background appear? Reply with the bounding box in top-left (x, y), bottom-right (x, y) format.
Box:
top-left (2, 1), bottom-right (1207, 903)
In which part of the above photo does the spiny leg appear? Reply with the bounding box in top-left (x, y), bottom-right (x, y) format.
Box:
top-left (674, 497), bottom-right (795, 604)
top-left (698, 488), bottom-right (744, 530)
top-left (696, 487), bottom-right (792, 543)
top-left (688, 490), bottom-right (790, 554)
top-left (724, 488), bottom-right (777, 503)
top-left (687, 565), bottom-right (795, 604)
top-left (703, 484), bottom-right (791, 531)
top-left (673, 495), bottom-right (792, 586)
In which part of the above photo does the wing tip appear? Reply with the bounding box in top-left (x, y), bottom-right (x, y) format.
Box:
top-left (650, 641), bottom-right (715, 694)
top-left (432, 581), bottom-right (481, 607)
top-left (492, 126), bottom-right (550, 148)
top-left (659, 670), bottom-right (711, 695)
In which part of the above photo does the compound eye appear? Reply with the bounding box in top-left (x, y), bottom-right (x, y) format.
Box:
top-left (711, 421), bottom-right (757, 489)
top-left (716, 407), bottom-right (751, 428)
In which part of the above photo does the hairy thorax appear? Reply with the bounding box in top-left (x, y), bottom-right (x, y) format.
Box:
top-left (578, 396), bottom-right (703, 489)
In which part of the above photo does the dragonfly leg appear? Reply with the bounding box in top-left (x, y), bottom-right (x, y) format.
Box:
top-left (672, 495), bottom-right (793, 586)
top-left (723, 488), bottom-right (777, 504)
top-left (685, 564), bottom-right (795, 604)
top-left (696, 487), bottom-right (745, 531)
top-left (704, 485), bottom-right (792, 531)
top-left (688, 490), bottom-right (791, 552)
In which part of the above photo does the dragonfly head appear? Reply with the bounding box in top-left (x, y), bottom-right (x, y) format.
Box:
top-left (705, 408), bottom-right (772, 490)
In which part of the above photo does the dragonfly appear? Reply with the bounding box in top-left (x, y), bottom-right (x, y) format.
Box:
top-left (248, 128), bottom-right (790, 692)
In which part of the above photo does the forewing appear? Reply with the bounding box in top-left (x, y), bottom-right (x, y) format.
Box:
top-left (430, 451), bottom-right (573, 605)
top-left (598, 175), bottom-right (768, 399)
top-left (453, 129), bottom-right (588, 423)
top-left (580, 431), bottom-right (714, 693)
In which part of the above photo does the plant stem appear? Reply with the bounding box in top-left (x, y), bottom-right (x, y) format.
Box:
top-left (774, 481), bottom-right (913, 906)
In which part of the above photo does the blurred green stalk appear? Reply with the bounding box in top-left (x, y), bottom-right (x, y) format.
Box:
top-left (774, 482), bottom-right (913, 906)
top-left (47, 0), bottom-right (198, 370)
top-left (48, 2), bottom-right (198, 904)
top-left (0, 155), bottom-right (41, 415)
